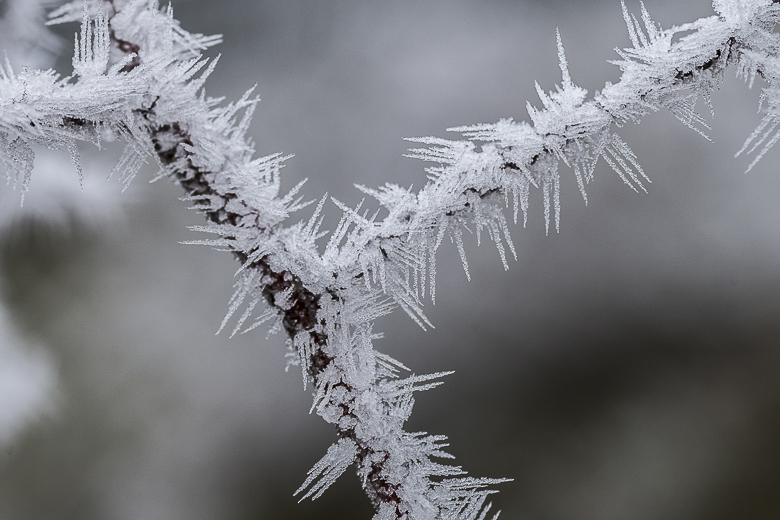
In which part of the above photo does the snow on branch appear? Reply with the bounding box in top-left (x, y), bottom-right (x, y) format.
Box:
top-left (2, 0), bottom-right (780, 518)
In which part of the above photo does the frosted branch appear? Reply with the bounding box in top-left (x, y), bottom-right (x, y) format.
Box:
top-left (2, 0), bottom-right (780, 518)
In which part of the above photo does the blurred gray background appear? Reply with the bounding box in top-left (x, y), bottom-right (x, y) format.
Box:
top-left (2, 0), bottom-right (780, 519)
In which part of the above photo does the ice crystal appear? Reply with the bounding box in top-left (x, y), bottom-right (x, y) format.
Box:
top-left (3, 0), bottom-right (780, 518)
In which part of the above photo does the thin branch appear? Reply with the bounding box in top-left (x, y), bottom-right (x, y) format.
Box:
top-left (2, 0), bottom-right (780, 518)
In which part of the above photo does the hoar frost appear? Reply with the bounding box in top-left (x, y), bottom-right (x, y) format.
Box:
top-left (2, 0), bottom-right (780, 518)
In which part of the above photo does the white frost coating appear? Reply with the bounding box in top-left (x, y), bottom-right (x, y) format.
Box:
top-left (2, 0), bottom-right (780, 518)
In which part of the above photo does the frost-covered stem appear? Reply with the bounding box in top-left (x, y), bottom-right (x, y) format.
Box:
top-left (4, 0), bottom-right (780, 518)
top-left (150, 83), bottom-right (408, 514)
top-left (111, 2), bottom-right (777, 515)
top-left (149, 78), bottom-right (496, 520)
top-left (92, 5), bottom-right (497, 516)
